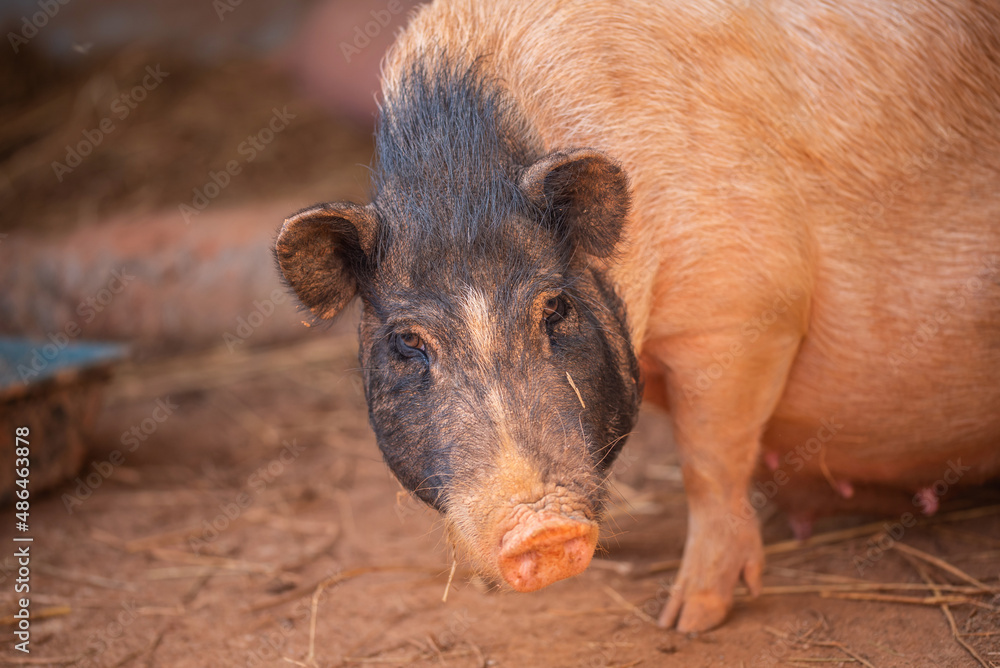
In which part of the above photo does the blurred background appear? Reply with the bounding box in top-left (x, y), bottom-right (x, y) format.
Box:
top-left (1, 0), bottom-right (426, 355)
top-left (0, 0), bottom-right (426, 568)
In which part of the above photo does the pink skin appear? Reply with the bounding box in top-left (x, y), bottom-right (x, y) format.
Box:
top-left (789, 514), bottom-right (815, 541)
top-left (367, 0), bottom-right (1000, 634)
top-left (497, 509), bottom-right (599, 592)
top-left (914, 487), bottom-right (940, 516)
top-left (764, 451), bottom-right (781, 471)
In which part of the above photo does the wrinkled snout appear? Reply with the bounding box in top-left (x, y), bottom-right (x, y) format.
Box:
top-left (497, 505), bottom-right (599, 592)
top-left (437, 428), bottom-right (611, 594)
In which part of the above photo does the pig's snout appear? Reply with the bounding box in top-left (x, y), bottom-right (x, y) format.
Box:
top-left (497, 505), bottom-right (599, 592)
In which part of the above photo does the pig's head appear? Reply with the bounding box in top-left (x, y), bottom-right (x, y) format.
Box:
top-left (275, 72), bottom-right (641, 592)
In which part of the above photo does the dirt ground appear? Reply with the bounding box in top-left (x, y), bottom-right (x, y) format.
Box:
top-left (0, 331), bottom-right (997, 668)
top-left (2, 34), bottom-right (999, 668)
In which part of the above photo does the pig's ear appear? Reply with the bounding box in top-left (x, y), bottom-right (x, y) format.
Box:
top-left (275, 202), bottom-right (377, 319)
top-left (520, 149), bottom-right (631, 258)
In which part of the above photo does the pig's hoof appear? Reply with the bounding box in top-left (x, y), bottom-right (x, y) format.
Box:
top-left (498, 513), bottom-right (598, 592)
top-left (657, 522), bottom-right (764, 632)
top-left (661, 591), bottom-right (731, 633)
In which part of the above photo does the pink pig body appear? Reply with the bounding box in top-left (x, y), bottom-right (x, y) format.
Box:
top-left (341, 0), bottom-right (1000, 631)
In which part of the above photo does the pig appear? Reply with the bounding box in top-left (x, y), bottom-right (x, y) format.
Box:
top-left (275, 0), bottom-right (1000, 632)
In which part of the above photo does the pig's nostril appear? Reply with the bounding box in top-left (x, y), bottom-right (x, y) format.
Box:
top-left (497, 513), bottom-right (598, 593)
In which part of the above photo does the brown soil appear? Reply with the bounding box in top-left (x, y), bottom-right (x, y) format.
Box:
top-left (2, 42), bottom-right (998, 668)
top-left (1, 333), bottom-right (998, 668)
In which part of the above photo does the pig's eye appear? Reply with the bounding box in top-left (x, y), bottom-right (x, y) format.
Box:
top-left (395, 332), bottom-right (427, 359)
top-left (543, 295), bottom-right (567, 324)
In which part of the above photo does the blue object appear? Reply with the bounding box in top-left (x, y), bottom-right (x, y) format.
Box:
top-left (0, 337), bottom-right (129, 393)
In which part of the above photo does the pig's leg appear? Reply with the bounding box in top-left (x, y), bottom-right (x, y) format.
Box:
top-left (652, 328), bottom-right (802, 632)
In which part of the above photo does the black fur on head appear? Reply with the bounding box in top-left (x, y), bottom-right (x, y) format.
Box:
top-left (276, 56), bottom-right (641, 521)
